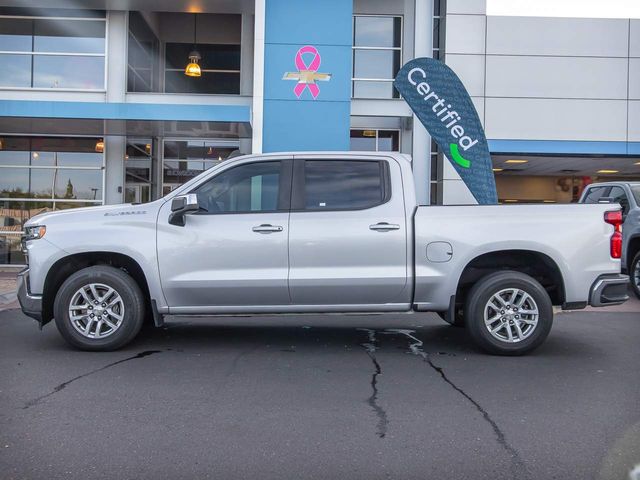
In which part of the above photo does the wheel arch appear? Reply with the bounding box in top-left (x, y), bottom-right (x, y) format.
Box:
top-left (42, 252), bottom-right (151, 324)
top-left (455, 249), bottom-right (566, 310)
top-left (626, 234), bottom-right (640, 273)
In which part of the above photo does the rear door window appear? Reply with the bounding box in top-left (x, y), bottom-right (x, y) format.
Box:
top-left (296, 160), bottom-right (389, 211)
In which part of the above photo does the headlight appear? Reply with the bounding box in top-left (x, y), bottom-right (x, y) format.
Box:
top-left (23, 225), bottom-right (46, 241)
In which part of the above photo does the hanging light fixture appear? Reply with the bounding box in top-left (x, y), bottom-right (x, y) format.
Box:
top-left (95, 139), bottom-right (104, 153)
top-left (184, 14), bottom-right (202, 77)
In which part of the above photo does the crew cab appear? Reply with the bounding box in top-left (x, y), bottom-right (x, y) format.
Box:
top-left (18, 152), bottom-right (628, 355)
top-left (579, 181), bottom-right (640, 298)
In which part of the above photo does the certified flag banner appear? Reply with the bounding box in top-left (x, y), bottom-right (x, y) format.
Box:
top-left (394, 57), bottom-right (498, 204)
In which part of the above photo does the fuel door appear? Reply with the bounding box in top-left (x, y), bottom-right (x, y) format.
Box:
top-left (426, 241), bottom-right (453, 263)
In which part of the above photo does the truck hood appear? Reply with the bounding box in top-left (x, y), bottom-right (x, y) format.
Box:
top-left (25, 201), bottom-right (164, 228)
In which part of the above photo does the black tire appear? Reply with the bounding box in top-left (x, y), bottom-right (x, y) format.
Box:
top-left (54, 265), bottom-right (145, 351)
top-left (465, 271), bottom-right (553, 356)
top-left (630, 251), bottom-right (640, 300)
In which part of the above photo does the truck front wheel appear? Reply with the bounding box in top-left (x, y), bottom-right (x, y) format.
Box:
top-left (53, 265), bottom-right (145, 351)
top-left (465, 271), bottom-right (553, 355)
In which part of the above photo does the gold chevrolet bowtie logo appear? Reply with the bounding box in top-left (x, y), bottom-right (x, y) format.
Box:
top-left (282, 70), bottom-right (332, 84)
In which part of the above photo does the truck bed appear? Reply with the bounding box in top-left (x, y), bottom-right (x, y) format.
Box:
top-left (412, 203), bottom-right (621, 311)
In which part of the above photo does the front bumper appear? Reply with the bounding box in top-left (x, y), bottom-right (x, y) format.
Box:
top-left (589, 274), bottom-right (629, 307)
top-left (17, 268), bottom-right (43, 323)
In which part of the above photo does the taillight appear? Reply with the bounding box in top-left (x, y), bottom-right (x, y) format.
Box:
top-left (604, 210), bottom-right (623, 259)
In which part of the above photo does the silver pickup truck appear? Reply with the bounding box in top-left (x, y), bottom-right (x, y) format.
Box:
top-left (18, 152), bottom-right (628, 355)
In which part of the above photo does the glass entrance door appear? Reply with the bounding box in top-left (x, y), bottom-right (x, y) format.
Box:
top-left (125, 138), bottom-right (154, 203)
top-left (162, 139), bottom-right (240, 195)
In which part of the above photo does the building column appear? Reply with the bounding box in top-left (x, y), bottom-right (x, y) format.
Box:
top-left (105, 11), bottom-right (127, 204)
top-left (251, 0), bottom-right (266, 153)
top-left (259, 0), bottom-right (352, 152)
top-left (412, 0), bottom-right (433, 205)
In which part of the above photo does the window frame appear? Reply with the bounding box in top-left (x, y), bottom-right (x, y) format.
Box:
top-left (291, 159), bottom-right (392, 212)
top-left (0, 12), bottom-right (107, 92)
top-left (188, 159), bottom-right (292, 215)
top-left (351, 14), bottom-right (403, 99)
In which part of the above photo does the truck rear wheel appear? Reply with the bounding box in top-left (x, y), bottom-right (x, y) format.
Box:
top-left (53, 265), bottom-right (145, 351)
top-left (465, 271), bottom-right (553, 355)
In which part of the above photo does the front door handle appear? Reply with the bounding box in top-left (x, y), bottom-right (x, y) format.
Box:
top-left (252, 224), bottom-right (283, 233)
top-left (369, 222), bottom-right (400, 232)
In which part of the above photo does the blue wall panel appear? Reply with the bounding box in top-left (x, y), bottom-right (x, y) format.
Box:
top-left (265, 0), bottom-right (352, 46)
top-left (263, 100), bottom-right (351, 152)
top-left (262, 0), bottom-right (352, 152)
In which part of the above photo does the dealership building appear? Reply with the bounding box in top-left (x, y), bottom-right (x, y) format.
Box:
top-left (0, 0), bottom-right (638, 264)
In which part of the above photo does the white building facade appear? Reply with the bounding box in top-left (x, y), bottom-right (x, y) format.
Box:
top-left (0, 0), bottom-right (637, 264)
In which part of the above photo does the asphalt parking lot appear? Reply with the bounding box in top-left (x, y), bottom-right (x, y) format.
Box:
top-left (1, 304), bottom-right (639, 480)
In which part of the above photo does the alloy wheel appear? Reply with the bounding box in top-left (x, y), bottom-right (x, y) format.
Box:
top-left (68, 283), bottom-right (125, 339)
top-left (484, 288), bottom-right (539, 343)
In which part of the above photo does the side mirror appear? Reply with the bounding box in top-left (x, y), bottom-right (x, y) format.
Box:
top-left (169, 194), bottom-right (200, 226)
top-left (598, 197), bottom-right (614, 204)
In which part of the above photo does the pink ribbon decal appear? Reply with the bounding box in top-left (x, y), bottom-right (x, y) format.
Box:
top-left (283, 45), bottom-right (331, 100)
top-left (294, 46), bottom-right (321, 99)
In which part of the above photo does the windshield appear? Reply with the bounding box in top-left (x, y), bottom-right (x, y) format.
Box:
top-left (631, 185), bottom-right (640, 206)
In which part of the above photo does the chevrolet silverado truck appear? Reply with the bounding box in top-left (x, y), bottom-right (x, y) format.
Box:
top-left (578, 181), bottom-right (640, 298)
top-left (18, 152), bottom-right (629, 355)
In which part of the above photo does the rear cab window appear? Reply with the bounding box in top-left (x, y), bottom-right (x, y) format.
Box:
top-left (582, 186), bottom-right (609, 204)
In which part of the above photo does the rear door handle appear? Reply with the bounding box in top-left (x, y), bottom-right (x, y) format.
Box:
top-left (369, 222), bottom-right (400, 232)
top-left (252, 224), bottom-right (283, 233)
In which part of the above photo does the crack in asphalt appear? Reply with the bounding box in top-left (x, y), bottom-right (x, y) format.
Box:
top-left (385, 329), bottom-right (530, 480)
top-left (22, 350), bottom-right (162, 409)
top-left (358, 328), bottom-right (389, 439)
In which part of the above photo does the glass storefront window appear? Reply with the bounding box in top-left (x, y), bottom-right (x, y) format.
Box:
top-left (0, 54), bottom-right (31, 87)
top-left (164, 43), bottom-right (241, 94)
top-left (162, 139), bottom-right (239, 195)
top-left (0, 136), bottom-right (104, 264)
top-left (127, 12), bottom-right (160, 93)
top-left (354, 16), bottom-right (402, 48)
top-left (352, 15), bottom-right (402, 99)
top-left (33, 19), bottom-right (105, 54)
top-left (0, 18), bottom-right (32, 51)
top-left (127, 12), bottom-right (241, 95)
top-left (350, 129), bottom-right (400, 152)
top-left (0, 10), bottom-right (106, 90)
top-left (32, 55), bottom-right (104, 89)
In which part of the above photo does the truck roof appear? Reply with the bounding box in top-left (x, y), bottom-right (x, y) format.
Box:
top-left (231, 151), bottom-right (413, 164)
top-left (586, 181), bottom-right (640, 187)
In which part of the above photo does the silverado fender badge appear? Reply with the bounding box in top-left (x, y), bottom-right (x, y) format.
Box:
top-left (104, 211), bottom-right (147, 216)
